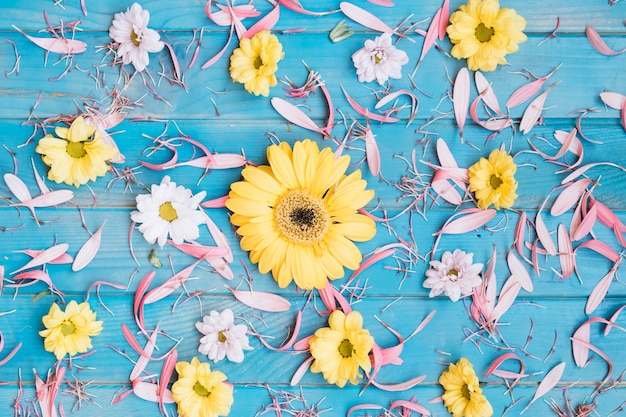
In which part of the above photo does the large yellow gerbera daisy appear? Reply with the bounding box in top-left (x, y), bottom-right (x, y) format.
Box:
top-left (308, 310), bottom-right (374, 388)
top-left (226, 139), bottom-right (376, 290)
top-left (439, 358), bottom-right (493, 417)
top-left (229, 30), bottom-right (284, 97)
top-left (171, 357), bottom-right (233, 417)
top-left (468, 149), bottom-right (518, 210)
top-left (447, 0), bottom-right (526, 72)
top-left (35, 116), bottom-right (117, 187)
top-left (39, 300), bottom-right (103, 360)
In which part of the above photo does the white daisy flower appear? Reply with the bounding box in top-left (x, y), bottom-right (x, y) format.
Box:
top-left (130, 176), bottom-right (206, 247)
top-left (195, 309), bottom-right (252, 363)
top-left (424, 249), bottom-right (483, 302)
top-left (108, 3), bottom-right (164, 72)
top-left (351, 33), bottom-right (409, 85)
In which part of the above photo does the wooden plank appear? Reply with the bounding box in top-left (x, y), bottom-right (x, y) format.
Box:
top-left (0, 0), bottom-right (624, 33)
top-left (1, 294), bottom-right (625, 386)
top-left (0, 32), bottom-right (624, 120)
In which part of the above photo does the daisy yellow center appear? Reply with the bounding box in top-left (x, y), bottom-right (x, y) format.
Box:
top-left (159, 202), bottom-right (178, 222)
top-left (193, 382), bottom-right (210, 397)
top-left (66, 141), bottom-right (86, 158)
top-left (254, 56), bottom-right (263, 69)
top-left (130, 30), bottom-right (141, 46)
top-left (218, 331), bottom-right (227, 343)
top-left (274, 190), bottom-right (330, 245)
top-left (475, 23), bottom-right (494, 43)
top-left (61, 320), bottom-right (75, 336)
top-left (489, 174), bottom-right (503, 189)
top-left (338, 339), bottom-right (354, 358)
top-left (447, 269), bottom-right (459, 282)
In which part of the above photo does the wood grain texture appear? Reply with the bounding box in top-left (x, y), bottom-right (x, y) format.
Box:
top-left (0, 1), bottom-right (625, 417)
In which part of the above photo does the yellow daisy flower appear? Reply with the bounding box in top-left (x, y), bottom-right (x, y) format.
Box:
top-left (309, 310), bottom-right (374, 387)
top-left (439, 358), bottom-right (493, 417)
top-left (225, 139), bottom-right (376, 290)
top-left (229, 30), bottom-right (284, 96)
top-left (468, 149), bottom-right (518, 210)
top-left (171, 357), bottom-right (233, 417)
top-left (447, 0), bottom-right (526, 72)
top-left (35, 116), bottom-right (117, 187)
top-left (39, 300), bottom-right (103, 360)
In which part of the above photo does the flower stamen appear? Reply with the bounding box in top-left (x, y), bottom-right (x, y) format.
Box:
top-left (159, 202), bottom-right (178, 222)
top-left (338, 339), bottom-right (354, 358)
top-left (475, 23), bottom-right (495, 42)
top-left (66, 141), bottom-right (87, 158)
top-left (275, 190), bottom-right (330, 245)
top-left (447, 269), bottom-right (460, 281)
top-left (130, 30), bottom-right (141, 46)
top-left (61, 321), bottom-right (75, 336)
top-left (193, 382), bottom-right (210, 397)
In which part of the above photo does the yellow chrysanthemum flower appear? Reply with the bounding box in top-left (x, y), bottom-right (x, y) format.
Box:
top-left (468, 149), bottom-right (518, 210)
top-left (439, 358), bottom-right (493, 417)
top-left (39, 300), bottom-right (103, 360)
top-left (226, 139), bottom-right (376, 290)
top-left (229, 30), bottom-right (284, 96)
top-left (171, 357), bottom-right (233, 417)
top-left (309, 310), bottom-right (374, 388)
top-left (447, 0), bottom-right (526, 72)
top-left (35, 116), bottom-right (117, 187)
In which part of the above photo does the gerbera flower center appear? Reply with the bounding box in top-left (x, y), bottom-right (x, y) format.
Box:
top-left (217, 331), bottom-right (227, 343)
top-left (66, 141), bottom-right (87, 158)
top-left (489, 174), bottom-right (503, 189)
top-left (447, 269), bottom-right (460, 282)
top-left (338, 339), bottom-right (354, 358)
top-left (60, 320), bottom-right (76, 336)
top-left (159, 202), bottom-right (178, 222)
top-left (475, 23), bottom-right (495, 43)
top-left (193, 382), bottom-right (210, 397)
top-left (274, 190), bottom-right (330, 245)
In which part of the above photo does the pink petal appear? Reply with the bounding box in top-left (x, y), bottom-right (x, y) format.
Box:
top-left (507, 251), bottom-right (533, 292)
top-left (339, 2), bottom-right (401, 35)
top-left (4, 173), bottom-right (32, 203)
top-left (535, 211), bottom-right (556, 256)
top-left (586, 26), bottom-right (626, 56)
top-left (201, 25), bottom-right (234, 69)
top-left (132, 381), bottom-right (174, 404)
top-left (271, 97), bottom-right (326, 134)
top-left (519, 84), bottom-right (557, 134)
top-left (506, 64), bottom-right (560, 109)
top-left (599, 92), bottom-right (626, 110)
top-left (550, 179), bottom-right (592, 216)
top-left (520, 362), bottom-right (566, 414)
top-left (143, 260), bottom-right (201, 305)
top-left (585, 260), bottom-right (621, 315)
top-left (436, 208), bottom-right (497, 235)
top-left (290, 356), bottom-right (314, 386)
top-left (244, 4), bottom-right (280, 38)
top-left (557, 224), bottom-right (575, 279)
top-left (452, 68), bottom-right (470, 141)
top-left (14, 25), bottom-right (86, 54)
top-left (575, 239), bottom-right (620, 263)
top-left (11, 243), bottom-right (69, 274)
top-left (72, 222), bottom-right (105, 271)
top-left (341, 86), bottom-right (399, 123)
top-left (17, 189), bottom-right (74, 208)
top-left (572, 202), bottom-right (597, 241)
top-left (490, 278), bottom-right (521, 322)
top-left (228, 287), bottom-right (291, 312)
top-left (474, 71), bottom-right (502, 114)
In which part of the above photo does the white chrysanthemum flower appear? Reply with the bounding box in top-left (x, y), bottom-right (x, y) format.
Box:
top-left (424, 249), bottom-right (483, 302)
top-left (109, 3), bottom-right (164, 72)
top-left (196, 309), bottom-right (252, 363)
top-left (130, 176), bottom-right (206, 247)
top-left (351, 33), bottom-right (409, 85)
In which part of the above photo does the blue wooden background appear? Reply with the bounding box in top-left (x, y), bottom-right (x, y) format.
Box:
top-left (0, 0), bottom-right (625, 416)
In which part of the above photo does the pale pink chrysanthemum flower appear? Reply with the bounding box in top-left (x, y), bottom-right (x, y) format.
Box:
top-left (351, 33), bottom-right (409, 85)
top-left (109, 3), bottom-right (164, 72)
top-left (424, 249), bottom-right (483, 302)
top-left (195, 309), bottom-right (252, 363)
